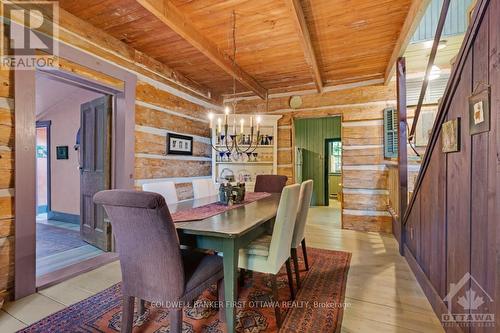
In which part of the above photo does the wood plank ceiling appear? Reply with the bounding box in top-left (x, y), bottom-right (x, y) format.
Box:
top-left (59, 0), bottom-right (414, 99)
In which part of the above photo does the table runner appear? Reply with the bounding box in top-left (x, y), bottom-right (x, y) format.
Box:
top-left (171, 192), bottom-right (271, 222)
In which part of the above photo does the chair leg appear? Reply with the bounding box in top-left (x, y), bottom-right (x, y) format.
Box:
top-left (301, 239), bottom-right (310, 271)
top-left (136, 298), bottom-right (146, 316)
top-left (270, 274), bottom-right (282, 328)
top-left (285, 258), bottom-right (295, 300)
top-left (291, 248), bottom-right (301, 289)
top-left (169, 307), bottom-right (183, 333)
top-left (121, 296), bottom-right (135, 333)
top-left (217, 278), bottom-right (226, 323)
top-left (238, 268), bottom-right (246, 288)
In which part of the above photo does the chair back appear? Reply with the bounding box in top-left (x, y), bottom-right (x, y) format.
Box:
top-left (267, 184), bottom-right (301, 272)
top-left (93, 190), bottom-right (184, 302)
top-left (192, 178), bottom-right (218, 199)
top-left (254, 175), bottom-right (288, 193)
top-left (142, 181), bottom-right (178, 204)
top-left (292, 180), bottom-right (313, 248)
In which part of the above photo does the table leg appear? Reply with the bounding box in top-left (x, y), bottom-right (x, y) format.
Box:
top-left (222, 238), bottom-right (238, 333)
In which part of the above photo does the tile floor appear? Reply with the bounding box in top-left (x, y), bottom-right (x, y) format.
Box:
top-left (0, 205), bottom-right (444, 332)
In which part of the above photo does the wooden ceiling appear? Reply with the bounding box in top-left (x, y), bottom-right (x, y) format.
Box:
top-left (59, 0), bottom-right (416, 99)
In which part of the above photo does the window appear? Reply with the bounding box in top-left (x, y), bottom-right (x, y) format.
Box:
top-left (384, 107), bottom-right (398, 158)
top-left (329, 141), bottom-right (342, 174)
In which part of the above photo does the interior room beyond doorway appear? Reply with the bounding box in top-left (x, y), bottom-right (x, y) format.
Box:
top-left (35, 74), bottom-right (108, 277)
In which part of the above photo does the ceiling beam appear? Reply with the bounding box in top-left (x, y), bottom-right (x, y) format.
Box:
top-left (137, 0), bottom-right (268, 100)
top-left (384, 0), bottom-right (431, 84)
top-left (286, 0), bottom-right (323, 93)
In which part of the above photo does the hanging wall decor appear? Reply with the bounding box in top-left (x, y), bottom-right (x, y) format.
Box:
top-left (167, 133), bottom-right (193, 156)
top-left (469, 84), bottom-right (490, 135)
top-left (442, 118), bottom-right (460, 153)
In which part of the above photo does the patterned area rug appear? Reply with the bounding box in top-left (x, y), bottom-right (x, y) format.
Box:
top-left (20, 248), bottom-right (351, 333)
top-left (36, 223), bottom-right (87, 258)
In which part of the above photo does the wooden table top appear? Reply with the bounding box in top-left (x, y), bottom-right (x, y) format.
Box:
top-left (170, 194), bottom-right (280, 238)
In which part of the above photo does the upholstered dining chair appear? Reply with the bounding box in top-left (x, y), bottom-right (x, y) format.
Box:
top-left (238, 184), bottom-right (301, 328)
top-left (142, 181), bottom-right (178, 204)
top-left (192, 178), bottom-right (218, 199)
top-left (291, 180), bottom-right (313, 289)
top-left (253, 175), bottom-right (288, 193)
top-left (93, 190), bottom-right (224, 333)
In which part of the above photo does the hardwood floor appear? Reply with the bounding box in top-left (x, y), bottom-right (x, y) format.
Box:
top-left (0, 205), bottom-right (443, 332)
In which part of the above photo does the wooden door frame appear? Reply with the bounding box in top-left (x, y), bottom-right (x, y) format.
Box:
top-left (35, 120), bottom-right (52, 214)
top-left (14, 43), bottom-right (136, 299)
top-left (324, 138), bottom-right (341, 207)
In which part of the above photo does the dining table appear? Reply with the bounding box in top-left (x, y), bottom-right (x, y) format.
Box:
top-left (168, 193), bottom-right (281, 333)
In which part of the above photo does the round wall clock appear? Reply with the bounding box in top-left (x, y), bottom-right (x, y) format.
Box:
top-left (289, 95), bottom-right (302, 109)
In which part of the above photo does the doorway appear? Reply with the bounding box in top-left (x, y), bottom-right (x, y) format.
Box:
top-left (294, 116), bottom-right (342, 228)
top-left (34, 74), bottom-right (112, 278)
top-left (324, 139), bottom-right (342, 208)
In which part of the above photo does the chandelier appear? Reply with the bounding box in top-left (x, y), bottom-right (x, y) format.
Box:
top-left (207, 10), bottom-right (263, 159)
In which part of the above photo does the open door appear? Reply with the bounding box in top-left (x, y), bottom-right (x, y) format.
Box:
top-left (80, 96), bottom-right (112, 251)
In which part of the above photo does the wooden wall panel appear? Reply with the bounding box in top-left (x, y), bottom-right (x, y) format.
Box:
top-left (470, 7), bottom-right (496, 327)
top-left (277, 128), bottom-right (292, 148)
top-left (0, 197), bottom-right (14, 221)
top-left (343, 170), bottom-right (388, 190)
top-left (343, 193), bottom-right (388, 211)
top-left (343, 147), bottom-right (385, 165)
top-left (135, 157), bottom-right (211, 179)
top-left (0, 219), bottom-right (14, 238)
top-left (277, 150), bottom-right (292, 165)
top-left (405, 192), bottom-right (420, 260)
top-left (342, 125), bottom-right (384, 146)
top-left (134, 80), bottom-right (212, 200)
top-left (175, 182), bottom-right (194, 201)
top-left (135, 104), bottom-right (209, 137)
top-left (0, 236), bottom-right (14, 294)
top-left (343, 214), bottom-right (392, 233)
top-left (419, 138), bottom-right (446, 298)
top-left (136, 81), bottom-right (208, 119)
top-left (401, 1), bottom-right (500, 327)
top-left (445, 53), bottom-right (472, 321)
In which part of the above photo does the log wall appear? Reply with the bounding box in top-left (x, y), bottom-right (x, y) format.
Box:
top-left (134, 81), bottom-right (212, 200)
top-left (0, 9), bottom-right (215, 300)
top-left (0, 30), bottom-right (14, 301)
top-left (232, 84), bottom-right (397, 232)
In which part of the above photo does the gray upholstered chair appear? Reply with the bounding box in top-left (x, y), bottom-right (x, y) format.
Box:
top-left (291, 180), bottom-right (313, 289)
top-left (238, 184), bottom-right (301, 327)
top-left (254, 175), bottom-right (288, 193)
top-left (93, 190), bottom-right (224, 333)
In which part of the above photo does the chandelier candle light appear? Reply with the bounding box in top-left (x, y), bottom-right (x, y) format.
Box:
top-left (208, 108), bottom-right (262, 156)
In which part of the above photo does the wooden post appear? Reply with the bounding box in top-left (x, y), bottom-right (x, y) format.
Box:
top-left (396, 57), bottom-right (408, 256)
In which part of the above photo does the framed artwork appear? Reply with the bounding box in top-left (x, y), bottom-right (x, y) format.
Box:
top-left (469, 87), bottom-right (490, 135)
top-left (167, 133), bottom-right (193, 155)
top-left (56, 146), bottom-right (69, 159)
top-left (442, 118), bottom-right (460, 153)
top-left (415, 110), bottom-right (437, 147)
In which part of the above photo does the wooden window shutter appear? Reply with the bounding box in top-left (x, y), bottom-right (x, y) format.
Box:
top-left (384, 107), bottom-right (398, 158)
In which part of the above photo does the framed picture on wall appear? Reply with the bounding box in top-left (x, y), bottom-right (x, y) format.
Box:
top-left (56, 146), bottom-right (69, 159)
top-left (469, 87), bottom-right (490, 135)
top-left (442, 118), bottom-right (460, 153)
top-left (167, 133), bottom-right (193, 156)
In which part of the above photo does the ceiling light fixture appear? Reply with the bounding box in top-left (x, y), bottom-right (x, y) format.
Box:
top-left (428, 65), bottom-right (441, 81)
